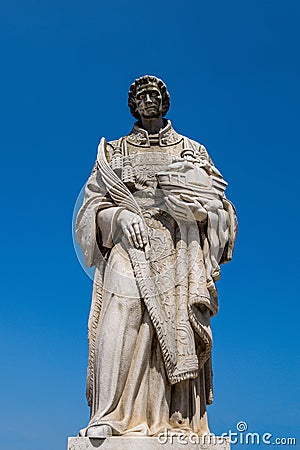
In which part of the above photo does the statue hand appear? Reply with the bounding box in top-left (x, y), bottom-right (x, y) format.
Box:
top-left (117, 210), bottom-right (148, 249)
top-left (165, 194), bottom-right (207, 222)
top-left (180, 194), bottom-right (208, 222)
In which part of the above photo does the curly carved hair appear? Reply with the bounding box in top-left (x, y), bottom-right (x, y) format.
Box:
top-left (128, 75), bottom-right (170, 120)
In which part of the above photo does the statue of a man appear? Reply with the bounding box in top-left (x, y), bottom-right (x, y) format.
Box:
top-left (76, 75), bottom-right (237, 438)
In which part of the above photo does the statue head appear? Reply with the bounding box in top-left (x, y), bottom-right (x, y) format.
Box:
top-left (128, 75), bottom-right (170, 120)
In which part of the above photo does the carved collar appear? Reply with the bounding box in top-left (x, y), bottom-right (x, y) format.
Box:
top-left (126, 120), bottom-right (182, 147)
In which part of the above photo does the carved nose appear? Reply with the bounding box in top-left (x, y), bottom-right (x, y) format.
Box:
top-left (145, 94), bottom-right (152, 104)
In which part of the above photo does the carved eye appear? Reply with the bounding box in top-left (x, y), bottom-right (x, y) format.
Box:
top-left (151, 91), bottom-right (158, 97)
top-left (139, 94), bottom-right (145, 100)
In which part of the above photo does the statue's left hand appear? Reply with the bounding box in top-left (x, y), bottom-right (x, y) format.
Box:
top-left (165, 194), bottom-right (207, 222)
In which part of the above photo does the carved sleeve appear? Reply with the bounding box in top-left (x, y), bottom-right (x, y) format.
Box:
top-left (75, 162), bottom-right (121, 267)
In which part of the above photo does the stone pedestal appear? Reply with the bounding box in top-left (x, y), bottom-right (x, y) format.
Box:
top-left (67, 436), bottom-right (230, 450)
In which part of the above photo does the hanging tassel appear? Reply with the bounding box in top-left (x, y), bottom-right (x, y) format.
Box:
top-left (111, 138), bottom-right (123, 178)
top-left (121, 138), bottom-right (135, 188)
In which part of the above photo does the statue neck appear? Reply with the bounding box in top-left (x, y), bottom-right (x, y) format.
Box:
top-left (139, 117), bottom-right (164, 135)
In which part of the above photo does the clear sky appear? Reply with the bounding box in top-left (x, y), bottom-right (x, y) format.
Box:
top-left (0, 1), bottom-right (299, 449)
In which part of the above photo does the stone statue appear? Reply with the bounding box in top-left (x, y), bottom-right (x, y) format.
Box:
top-left (76, 75), bottom-right (237, 439)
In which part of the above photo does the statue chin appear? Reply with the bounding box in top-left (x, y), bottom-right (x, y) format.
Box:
top-left (86, 425), bottom-right (113, 438)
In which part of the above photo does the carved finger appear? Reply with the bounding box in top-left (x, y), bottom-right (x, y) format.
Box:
top-left (180, 193), bottom-right (203, 206)
top-left (193, 199), bottom-right (204, 208)
top-left (165, 199), bottom-right (187, 221)
top-left (128, 224), bottom-right (139, 248)
top-left (130, 217), bottom-right (139, 226)
top-left (166, 197), bottom-right (187, 213)
top-left (178, 195), bottom-right (200, 210)
top-left (121, 224), bottom-right (133, 247)
top-left (170, 195), bottom-right (195, 213)
top-left (165, 198), bottom-right (177, 213)
top-left (171, 196), bottom-right (195, 217)
top-left (168, 195), bottom-right (185, 207)
top-left (166, 198), bottom-right (186, 215)
top-left (133, 223), bottom-right (143, 248)
top-left (138, 221), bottom-right (148, 245)
top-left (180, 193), bottom-right (194, 202)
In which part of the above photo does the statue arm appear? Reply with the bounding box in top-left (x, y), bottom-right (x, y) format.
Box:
top-left (75, 161), bottom-right (124, 267)
top-left (219, 197), bottom-right (238, 263)
top-left (199, 144), bottom-right (238, 262)
top-left (190, 141), bottom-right (238, 264)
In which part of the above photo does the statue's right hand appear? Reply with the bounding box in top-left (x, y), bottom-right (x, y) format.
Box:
top-left (117, 210), bottom-right (148, 249)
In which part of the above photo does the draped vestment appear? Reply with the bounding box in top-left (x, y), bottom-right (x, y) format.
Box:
top-left (76, 120), bottom-right (237, 436)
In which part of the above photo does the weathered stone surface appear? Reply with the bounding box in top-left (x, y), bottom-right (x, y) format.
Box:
top-left (68, 436), bottom-right (230, 450)
top-left (74, 75), bottom-right (238, 438)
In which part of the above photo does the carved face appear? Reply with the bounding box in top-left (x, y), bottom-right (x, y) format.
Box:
top-left (135, 84), bottom-right (162, 119)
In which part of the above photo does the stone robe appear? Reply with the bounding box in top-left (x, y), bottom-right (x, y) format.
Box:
top-left (76, 120), bottom-right (237, 436)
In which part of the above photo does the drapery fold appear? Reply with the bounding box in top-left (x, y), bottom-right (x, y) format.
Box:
top-left (76, 133), bottom-right (237, 435)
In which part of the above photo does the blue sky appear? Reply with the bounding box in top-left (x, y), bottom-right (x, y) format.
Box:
top-left (0, 1), bottom-right (299, 449)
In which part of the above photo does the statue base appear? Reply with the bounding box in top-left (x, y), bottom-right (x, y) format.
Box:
top-left (67, 436), bottom-right (230, 449)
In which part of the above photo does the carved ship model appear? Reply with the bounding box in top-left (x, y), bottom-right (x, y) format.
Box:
top-left (156, 164), bottom-right (228, 201)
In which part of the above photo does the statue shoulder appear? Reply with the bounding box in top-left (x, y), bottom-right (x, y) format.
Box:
top-left (183, 136), bottom-right (212, 163)
top-left (106, 138), bottom-right (121, 148)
